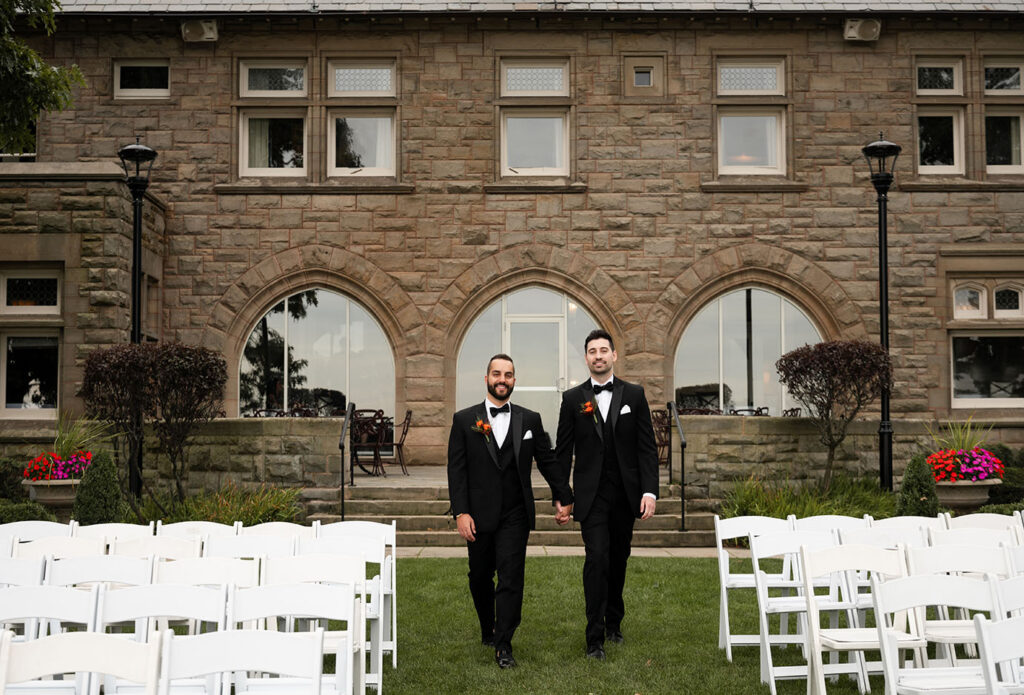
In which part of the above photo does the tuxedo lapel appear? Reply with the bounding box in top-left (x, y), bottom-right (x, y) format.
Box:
top-left (609, 379), bottom-right (625, 431)
top-left (583, 382), bottom-right (603, 443)
top-left (511, 407), bottom-right (523, 462)
top-left (476, 409), bottom-right (499, 466)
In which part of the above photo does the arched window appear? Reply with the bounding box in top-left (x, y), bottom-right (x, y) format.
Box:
top-left (456, 287), bottom-right (598, 428)
top-left (239, 288), bottom-right (394, 417)
top-left (674, 287), bottom-right (821, 415)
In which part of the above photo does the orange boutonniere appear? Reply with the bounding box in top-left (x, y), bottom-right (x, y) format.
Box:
top-left (579, 400), bottom-right (598, 424)
top-left (471, 419), bottom-right (492, 443)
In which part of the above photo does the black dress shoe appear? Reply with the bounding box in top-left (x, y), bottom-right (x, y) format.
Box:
top-left (482, 637), bottom-right (494, 648)
top-left (585, 644), bottom-right (606, 661)
top-left (495, 648), bottom-right (517, 669)
top-left (606, 629), bottom-right (624, 644)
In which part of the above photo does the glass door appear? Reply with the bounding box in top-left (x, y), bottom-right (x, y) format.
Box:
top-left (505, 317), bottom-right (565, 430)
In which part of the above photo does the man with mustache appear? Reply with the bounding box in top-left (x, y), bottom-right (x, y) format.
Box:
top-left (556, 329), bottom-right (659, 660)
top-left (447, 353), bottom-right (574, 669)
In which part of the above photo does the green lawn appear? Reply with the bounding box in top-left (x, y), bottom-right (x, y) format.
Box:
top-left (381, 556), bottom-right (880, 695)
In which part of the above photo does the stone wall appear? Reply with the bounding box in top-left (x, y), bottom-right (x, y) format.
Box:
top-left (8, 13), bottom-right (1024, 465)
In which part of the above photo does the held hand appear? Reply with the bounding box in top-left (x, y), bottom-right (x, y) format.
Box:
top-left (554, 501), bottom-right (573, 525)
top-left (456, 513), bottom-right (477, 542)
top-left (639, 496), bottom-right (656, 521)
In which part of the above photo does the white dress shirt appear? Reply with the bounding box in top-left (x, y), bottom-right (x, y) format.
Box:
top-left (485, 398), bottom-right (511, 448)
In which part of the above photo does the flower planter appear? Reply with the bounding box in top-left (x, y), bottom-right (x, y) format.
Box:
top-left (934, 478), bottom-right (1001, 514)
top-left (21, 479), bottom-right (79, 522)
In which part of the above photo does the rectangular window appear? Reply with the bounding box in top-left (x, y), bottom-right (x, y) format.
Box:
top-left (500, 109), bottom-right (568, 176)
top-left (915, 58), bottom-right (963, 95)
top-left (622, 55), bottom-right (665, 98)
top-left (917, 108), bottom-right (964, 175)
top-left (500, 59), bottom-right (569, 97)
top-left (0, 272), bottom-right (60, 315)
top-left (240, 60), bottom-right (306, 98)
top-left (985, 60), bottom-right (1024, 94)
top-left (985, 111), bottom-right (1024, 173)
top-left (113, 60), bottom-right (170, 99)
top-left (328, 110), bottom-right (395, 177)
top-left (328, 60), bottom-right (396, 97)
top-left (1, 333), bottom-right (59, 415)
top-left (239, 111), bottom-right (306, 177)
top-left (951, 335), bottom-right (1024, 406)
top-left (717, 109), bottom-right (785, 175)
top-left (717, 58), bottom-right (785, 96)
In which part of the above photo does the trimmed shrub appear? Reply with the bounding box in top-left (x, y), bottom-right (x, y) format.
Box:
top-left (0, 499), bottom-right (57, 523)
top-left (71, 451), bottom-right (123, 525)
top-left (978, 501), bottom-right (1024, 515)
top-left (988, 443), bottom-right (1016, 469)
top-left (0, 458), bottom-right (28, 501)
top-left (896, 453), bottom-right (939, 517)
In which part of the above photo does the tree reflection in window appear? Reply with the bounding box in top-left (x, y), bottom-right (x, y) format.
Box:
top-left (239, 289), bottom-right (394, 417)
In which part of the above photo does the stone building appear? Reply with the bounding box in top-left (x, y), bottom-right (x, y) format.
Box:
top-left (2, 0), bottom-right (1024, 496)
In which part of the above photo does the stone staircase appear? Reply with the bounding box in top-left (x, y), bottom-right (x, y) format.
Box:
top-left (305, 480), bottom-right (717, 547)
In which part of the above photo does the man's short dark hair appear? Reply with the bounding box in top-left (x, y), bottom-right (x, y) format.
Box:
top-left (584, 329), bottom-right (614, 352)
top-left (487, 353), bottom-right (515, 374)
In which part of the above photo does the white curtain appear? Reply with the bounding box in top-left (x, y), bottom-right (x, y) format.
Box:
top-left (248, 118), bottom-right (270, 168)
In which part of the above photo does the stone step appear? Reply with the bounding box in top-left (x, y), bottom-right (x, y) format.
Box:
top-left (305, 511), bottom-right (714, 534)
top-left (307, 482), bottom-right (685, 501)
top-left (332, 497), bottom-right (687, 516)
top-left (396, 529), bottom-right (716, 547)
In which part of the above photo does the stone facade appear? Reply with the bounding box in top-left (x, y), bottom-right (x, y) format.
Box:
top-left (2, 10), bottom-right (1024, 479)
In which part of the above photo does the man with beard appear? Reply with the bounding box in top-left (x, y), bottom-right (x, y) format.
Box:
top-left (447, 353), bottom-right (574, 669)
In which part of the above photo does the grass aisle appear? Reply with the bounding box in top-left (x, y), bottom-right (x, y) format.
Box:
top-left (382, 556), bottom-right (873, 695)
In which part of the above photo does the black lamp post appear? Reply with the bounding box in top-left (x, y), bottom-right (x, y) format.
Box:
top-left (862, 133), bottom-right (900, 492)
top-left (117, 137), bottom-right (157, 498)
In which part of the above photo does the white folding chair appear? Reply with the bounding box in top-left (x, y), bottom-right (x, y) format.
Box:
top-left (870, 515), bottom-right (947, 533)
top-left (750, 529), bottom-right (837, 695)
top-left (0, 538), bottom-right (10, 559)
top-left (713, 514), bottom-right (793, 662)
top-left (0, 629), bottom-right (161, 695)
top-left (45, 555), bottom-right (154, 589)
top-left (995, 574), bottom-right (1024, 618)
top-left (229, 583), bottom-right (362, 695)
top-left (945, 513), bottom-right (1024, 542)
top-left (12, 536), bottom-right (105, 560)
top-left (237, 522), bottom-right (316, 539)
top-left (929, 527), bottom-right (1020, 548)
top-left (1007, 544), bottom-right (1024, 576)
top-left (203, 535), bottom-right (295, 560)
top-left (801, 543), bottom-right (919, 695)
top-left (156, 521), bottom-right (239, 539)
top-left (790, 514), bottom-right (873, 533)
top-left (0, 584), bottom-right (98, 641)
top-left (873, 573), bottom-right (998, 694)
top-left (318, 520), bottom-right (398, 668)
top-left (0, 557), bottom-right (45, 588)
top-left (110, 536), bottom-right (202, 561)
top-left (0, 521), bottom-right (73, 543)
top-left (297, 537), bottom-right (384, 691)
top-left (157, 628), bottom-right (324, 695)
top-left (153, 557), bottom-right (260, 589)
top-left (975, 614), bottom-right (1024, 695)
top-left (73, 522), bottom-right (155, 545)
top-left (840, 525), bottom-right (930, 550)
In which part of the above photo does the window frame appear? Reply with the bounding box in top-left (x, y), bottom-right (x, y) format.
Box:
top-left (984, 108), bottom-right (1024, 174)
top-left (716, 57), bottom-right (786, 97)
top-left (994, 285), bottom-right (1024, 319)
top-left (239, 59), bottom-right (308, 98)
top-left (499, 58), bottom-right (570, 97)
top-left (0, 270), bottom-right (61, 316)
top-left (238, 109), bottom-right (308, 178)
top-left (327, 108), bottom-right (397, 177)
top-left (952, 283), bottom-right (987, 319)
top-left (113, 59), bottom-right (170, 100)
top-left (716, 107), bottom-right (787, 176)
top-left (499, 107), bottom-right (570, 178)
top-left (916, 107), bottom-right (965, 175)
top-left (949, 331), bottom-right (1024, 409)
top-left (0, 329), bottom-right (60, 419)
top-left (915, 57), bottom-right (964, 96)
top-left (984, 58), bottom-right (1024, 95)
top-left (327, 59), bottom-right (397, 98)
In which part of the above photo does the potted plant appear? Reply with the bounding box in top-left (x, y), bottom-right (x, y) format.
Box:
top-left (925, 416), bottom-right (1004, 513)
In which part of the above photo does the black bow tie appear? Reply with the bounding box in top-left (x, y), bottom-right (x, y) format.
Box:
top-left (490, 404), bottom-right (510, 416)
top-left (592, 382), bottom-right (614, 394)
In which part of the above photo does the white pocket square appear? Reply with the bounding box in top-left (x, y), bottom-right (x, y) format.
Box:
top-left (619, 405), bottom-right (631, 415)
top-left (523, 430), bottom-right (533, 440)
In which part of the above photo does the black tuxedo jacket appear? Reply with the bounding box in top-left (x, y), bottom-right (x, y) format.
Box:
top-left (447, 403), bottom-right (573, 534)
top-left (555, 378), bottom-right (659, 524)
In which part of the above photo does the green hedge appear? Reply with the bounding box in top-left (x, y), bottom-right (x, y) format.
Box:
top-left (0, 499), bottom-right (57, 523)
top-left (137, 482), bottom-right (303, 525)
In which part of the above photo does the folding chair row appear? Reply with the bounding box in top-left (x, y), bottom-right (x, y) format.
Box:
top-left (0, 627), bottom-right (328, 695)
